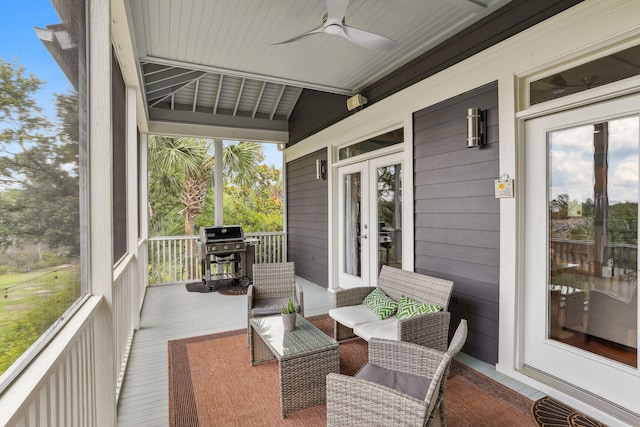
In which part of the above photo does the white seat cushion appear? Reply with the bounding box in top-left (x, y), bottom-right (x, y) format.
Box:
top-left (354, 317), bottom-right (399, 341)
top-left (329, 304), bottom-right (380, 328)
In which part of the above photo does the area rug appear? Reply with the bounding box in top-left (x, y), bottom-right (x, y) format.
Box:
top-left (168, 315), bottom-right (536, 426)
top-left (532, 396), bottom-right (608, 427)
top-left (185, 281), bottom-right (248, 295)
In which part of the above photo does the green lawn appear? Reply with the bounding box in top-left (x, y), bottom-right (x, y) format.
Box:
top-left (0, 264), bottom-right (81, 375)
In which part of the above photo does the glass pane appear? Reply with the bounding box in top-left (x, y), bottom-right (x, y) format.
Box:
top-left (548, 115), bottom-right (639, 367)
top-left (339, 128), bottom-right (403, 160)
top-left (530, 44), bottom-right (640, 106)
top-left (377, 164), bottom-right (402, 272)
top-left (344, 172), bottom-right (361, 277)
top-left (0, 0), bottom-right (87, 381)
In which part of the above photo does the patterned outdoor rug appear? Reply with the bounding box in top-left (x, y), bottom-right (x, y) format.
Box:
top-left (184, 281), bottom-right (248, 295)
top-left (532, 396), bottom-right (608, 427)
top-left (168, 315), bottom-right (537, 426)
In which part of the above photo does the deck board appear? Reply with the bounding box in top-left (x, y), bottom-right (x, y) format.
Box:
top-left (116, 276), bottom-right (538, 425)
top-left (116, 277), bottom-right (333, 426)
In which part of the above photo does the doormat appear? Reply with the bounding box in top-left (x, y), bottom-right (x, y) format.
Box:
top-left (185, 282), bottom-right (248, 296)
top-left (532, 396), bottom-right (607, 427)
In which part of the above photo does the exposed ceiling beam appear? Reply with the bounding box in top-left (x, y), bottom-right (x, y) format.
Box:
top-left (145, 70), bottom-right (204, 95)
top-left (213, 75), bottom-right (223, 114)
top-left (269, 85), bottom-right (286, 120)
top-left (141, 55), bottom-right (353, 96)
top-left (149, 78), bottom-right (201, 108)
top-left (142, 63), bottom-right (176, 77)
top-left (192, 79), bottom-right (200, 112)
top-left (233, 78), bottom-right (246, 116)
top-left (149, 107), bottom-right (288, 132)
top-left (252, 81), bottom-right (266, 118)
top-left (147, 120), bottom-right (288, 144)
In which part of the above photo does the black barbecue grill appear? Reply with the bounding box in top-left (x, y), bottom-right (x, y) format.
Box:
top-left (198, 225), bottom-right (259, 290)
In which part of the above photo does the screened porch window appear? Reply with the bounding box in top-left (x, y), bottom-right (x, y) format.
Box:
top-left (0, 0), bottom-right (88, 388)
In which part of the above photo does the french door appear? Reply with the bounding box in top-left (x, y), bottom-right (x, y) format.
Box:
top-left (338, 153), bottom-right (403, 288)
top-left (523, 94), bottom-right (640, 411)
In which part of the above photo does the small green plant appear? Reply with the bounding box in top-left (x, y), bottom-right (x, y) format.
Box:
top-left (281, 293), bottom-right (295, 314)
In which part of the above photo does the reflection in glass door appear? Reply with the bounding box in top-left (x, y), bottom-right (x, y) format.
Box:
top-left (344, 170), bottom-right (362, 278)
top-left (548, 117), bottom-right (638, 367)
top-left (375, 161), bottom-right (402, 273)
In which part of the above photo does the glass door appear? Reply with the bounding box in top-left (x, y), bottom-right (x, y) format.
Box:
top-left (338, 162), bottom-right (369, 287)
top-left (524, 94), bottom-right (639, 410)
top-left (370, 155), bottom-right (403, 275)
top-left (338, 153), bottom-right (403, 288)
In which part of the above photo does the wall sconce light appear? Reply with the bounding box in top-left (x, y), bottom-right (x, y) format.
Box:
top-left (466, 108), bottom-right (486, 148)
top-left (316, 159), bottom-right (326, 180)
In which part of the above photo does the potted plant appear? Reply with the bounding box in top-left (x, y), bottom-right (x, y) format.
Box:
top-left (281, 294), bottom-right (296, 331)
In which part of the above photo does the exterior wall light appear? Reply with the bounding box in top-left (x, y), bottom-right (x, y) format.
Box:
top-left (466, 108), bottom-right (486, 148)
top-left (316, 159), bottom-right (326, 180)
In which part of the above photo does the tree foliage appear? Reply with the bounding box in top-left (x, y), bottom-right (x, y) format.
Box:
top-left (549, 193), bottom-right (637, 245)
top-left (0, 59), bottom-right (79, 255)
top-left (149, 137), bottom-right (282, 236)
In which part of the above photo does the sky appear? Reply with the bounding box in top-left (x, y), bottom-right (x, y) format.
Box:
top-left (0, 1), bottom-right (282, 168)
top-left (549, 116), bottom-right (640, 204)
top-left (261, 142), bottom-right (283, 168)
top-left (1, 1), bottom-right (70, 120)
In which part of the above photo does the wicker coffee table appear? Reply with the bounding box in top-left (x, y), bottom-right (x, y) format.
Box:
top-left (249, 314), bottom-right (339, 418)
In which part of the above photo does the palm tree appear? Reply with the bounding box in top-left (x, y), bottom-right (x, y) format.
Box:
top-left (148, 136), bottom-right (214, 236)
top-left (223, 141), bottom-right (265, 189)
top-left (148, 137), bottom-right (266, 236)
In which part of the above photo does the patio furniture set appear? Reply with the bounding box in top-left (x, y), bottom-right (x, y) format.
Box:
top-left (247, 262), bottom-right (466, 425)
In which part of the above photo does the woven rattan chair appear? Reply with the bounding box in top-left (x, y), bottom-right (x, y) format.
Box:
top-left (247, 262), bottom-right (304, 346)
top-left (326, 319), bottom-right (467, 427)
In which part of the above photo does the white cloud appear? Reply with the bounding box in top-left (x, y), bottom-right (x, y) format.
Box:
top-left (548, 116), bottom-right (640, 204)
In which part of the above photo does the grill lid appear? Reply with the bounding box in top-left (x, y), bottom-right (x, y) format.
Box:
top-left (200, 225), bottom-right (245, 244)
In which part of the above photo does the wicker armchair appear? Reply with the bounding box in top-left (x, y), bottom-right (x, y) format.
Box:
top-left (247, 262), bottom-right (304, 346)
top-left (326, 319), bottom-right (468, 427)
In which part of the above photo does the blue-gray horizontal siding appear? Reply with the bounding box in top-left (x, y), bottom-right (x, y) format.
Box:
top-left (286, 149), bottom-right (329, 287)
top-left (413, 81), bottom-right (500, 364)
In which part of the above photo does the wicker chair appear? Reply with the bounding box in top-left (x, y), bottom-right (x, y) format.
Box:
top-left (247, 262), bottom-right (304, 346)
top-left (326, 319), bottom-right (468, 427)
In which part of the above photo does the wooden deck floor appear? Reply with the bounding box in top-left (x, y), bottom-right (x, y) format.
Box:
top-left (116, 277), bottom-right (544, 426)
top-left (116, 277), bottom-right (334, 426)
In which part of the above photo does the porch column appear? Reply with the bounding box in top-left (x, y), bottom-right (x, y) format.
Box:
top-left (215, 138), bottom-right (224, 226)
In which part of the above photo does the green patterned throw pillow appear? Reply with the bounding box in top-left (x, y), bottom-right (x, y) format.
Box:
top-left (363, 287), bottom-right (386, 305)
top-left (396, 295), bottom-right (441, 319)
top-left (363, 288), bottom-right (398, 320)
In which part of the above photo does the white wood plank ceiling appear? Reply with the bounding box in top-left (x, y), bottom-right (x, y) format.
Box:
top-left (127, 0), bottom-right (511, 138)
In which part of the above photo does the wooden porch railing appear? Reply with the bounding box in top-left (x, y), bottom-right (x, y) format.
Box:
top-left (551, 238), bottom-right (637, 276)
top-left (147, 231), bottom-right (287, 285)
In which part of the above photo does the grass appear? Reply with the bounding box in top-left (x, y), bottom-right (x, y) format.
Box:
top-left (0, 264), bottom-right (81, 375)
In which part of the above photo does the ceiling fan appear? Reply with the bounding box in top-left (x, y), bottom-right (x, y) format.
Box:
top-left (272, 0), bottom-right (397, 51)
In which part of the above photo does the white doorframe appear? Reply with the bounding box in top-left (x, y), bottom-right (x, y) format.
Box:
top-left (523, 93), bottom-right (640, 412)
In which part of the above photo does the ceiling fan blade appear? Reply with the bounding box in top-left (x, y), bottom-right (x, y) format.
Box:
top-left (271, 25), bottom-right (325, 45)
top-left (326, 0), bottom-right (349, 23)
top-left (342, 25), bottom-right (397, 51)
